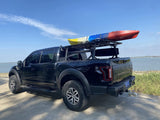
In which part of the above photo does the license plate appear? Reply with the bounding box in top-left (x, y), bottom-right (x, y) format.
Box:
top-left (125, 80), bottom-right (130, 88)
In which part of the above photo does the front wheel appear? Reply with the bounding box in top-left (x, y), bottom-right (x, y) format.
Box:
top-left (9, 75), bottom-right (22, 94)
top-left (62, 80), bottom-right (89, 111)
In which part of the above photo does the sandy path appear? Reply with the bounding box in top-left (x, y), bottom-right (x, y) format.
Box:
top-left (0, 77), bottom-right (160, 120)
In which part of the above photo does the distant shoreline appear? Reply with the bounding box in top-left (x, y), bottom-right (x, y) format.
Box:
top-left (0, 62), bottom-right (16, 64)
top-left (131, 56), bottom-right (160, 58)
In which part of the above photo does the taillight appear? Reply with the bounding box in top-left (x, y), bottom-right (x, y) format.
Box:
top-left (108, 67), bottom-right (112, 80)
top-left (98, 66), bottom-right (112, 81)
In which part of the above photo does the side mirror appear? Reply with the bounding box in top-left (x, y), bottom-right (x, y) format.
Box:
top-left (17, 61), bottom-right (23, 69)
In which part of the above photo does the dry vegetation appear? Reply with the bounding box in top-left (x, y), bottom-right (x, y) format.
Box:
top-left (130, 71), bottom-right (160, 96)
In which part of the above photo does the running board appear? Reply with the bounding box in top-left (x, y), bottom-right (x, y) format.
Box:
top-left (21, 85), bottom-right (58, 94)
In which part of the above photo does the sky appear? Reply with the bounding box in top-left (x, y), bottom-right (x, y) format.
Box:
top-left (0, 0), bottom-right (160, 62)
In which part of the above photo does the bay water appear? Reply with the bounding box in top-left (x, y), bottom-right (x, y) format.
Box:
top-left (131, 57), bottom-right (160, 71)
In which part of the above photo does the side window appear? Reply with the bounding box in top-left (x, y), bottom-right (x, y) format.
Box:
top-left (40, 50), bottom-right (56, 63)
top-left (25, 51), bottom-right (41, 66)
top-left (68, 53), bottom-right (82, 61)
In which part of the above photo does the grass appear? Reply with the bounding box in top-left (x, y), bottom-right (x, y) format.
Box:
top-left (130, 71), bottom-right (160, 96)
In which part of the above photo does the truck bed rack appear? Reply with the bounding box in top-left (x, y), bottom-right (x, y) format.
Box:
top-left (61, 40), bottom-right (121, 60)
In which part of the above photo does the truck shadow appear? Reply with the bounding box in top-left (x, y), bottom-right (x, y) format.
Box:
top-left (89, 94), bottom-right (121, 107)
top-left (24, 91), bottom-right (121, 110)
top-left (25, 91), bottom-right (121, 109)
top-left (26, 90), bottom-right (62, 99)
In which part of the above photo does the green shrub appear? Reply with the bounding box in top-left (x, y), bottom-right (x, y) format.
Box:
top-left (130, 72), bottom-right (160, 96)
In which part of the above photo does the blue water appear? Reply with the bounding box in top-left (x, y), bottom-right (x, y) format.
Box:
top-left (0, 62), bottom-right (16, 73)
top-left (0, 57), bottom-right (160, 72)
top-left (131, 57), bottom-right (160, 71)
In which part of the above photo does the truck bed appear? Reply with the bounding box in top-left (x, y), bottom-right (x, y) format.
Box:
top-left (60, 57), bottom-right (133, 86)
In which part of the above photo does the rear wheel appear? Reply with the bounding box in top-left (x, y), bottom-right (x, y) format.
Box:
top-left (9, 75), bottom-right (22, 94)
top-left (62, 80), bottom-right (89, 111)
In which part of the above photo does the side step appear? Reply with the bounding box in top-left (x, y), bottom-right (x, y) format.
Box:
top-left (21, 85), bottom-right (62, 98)
top-left (21, 85), bottom-right (58, 94)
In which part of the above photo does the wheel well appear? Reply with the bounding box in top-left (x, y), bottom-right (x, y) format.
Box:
top-left (60, 75), bottom-right (83, 89)
top-left (9, 72), bottom-right (15, 77)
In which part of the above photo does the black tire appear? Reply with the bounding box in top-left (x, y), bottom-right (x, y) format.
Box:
top-left (62, 80), bottom-right (89, 111)
top-left (9, 75), bottom-right (22, 94)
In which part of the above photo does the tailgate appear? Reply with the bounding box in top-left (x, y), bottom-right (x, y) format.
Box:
top-left (111, 57), bottom-right (132, 84)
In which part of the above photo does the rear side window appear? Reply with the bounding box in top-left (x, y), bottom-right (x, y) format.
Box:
top-left (25, 51), bottom-right (41, 66)
top-left (40, 49), bottom-right (57, 63)
top-left (68, 53), bottom-right (82, 61)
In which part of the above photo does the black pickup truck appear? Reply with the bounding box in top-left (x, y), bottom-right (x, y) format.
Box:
top-left (9, 41), bottom-right (135, 111)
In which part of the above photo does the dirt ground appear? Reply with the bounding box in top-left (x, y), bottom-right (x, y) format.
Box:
top-left (0, 77), bottom-right (160, 120)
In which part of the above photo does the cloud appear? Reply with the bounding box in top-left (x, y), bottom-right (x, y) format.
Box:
top-left (0, 13), bottom-right (77, 40)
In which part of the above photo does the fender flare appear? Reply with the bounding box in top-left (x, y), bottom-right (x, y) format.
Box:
top-left (9, 69), bottom-right (21, 84)
top-left (57, 68), bottom-right (91, 96)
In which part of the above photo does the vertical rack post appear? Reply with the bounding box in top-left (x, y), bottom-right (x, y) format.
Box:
top-left (91, 46), bottom-right (96, 59)
top-left (113, 45), bottom-right (118, 58)
top-left (65, 48), bottom-right (68, 61)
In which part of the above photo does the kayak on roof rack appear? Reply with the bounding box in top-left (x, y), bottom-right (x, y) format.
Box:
top-left (68, 30), bottom-right (139, 45)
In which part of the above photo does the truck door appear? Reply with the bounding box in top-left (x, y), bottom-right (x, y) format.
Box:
top-left (35, 48), bottom-right (58, 88)
top-left (22, 51), bottom-right (41, 85)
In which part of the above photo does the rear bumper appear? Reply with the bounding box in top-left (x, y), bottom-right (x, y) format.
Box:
top-left (90, 76), bottom-right (135, 96)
